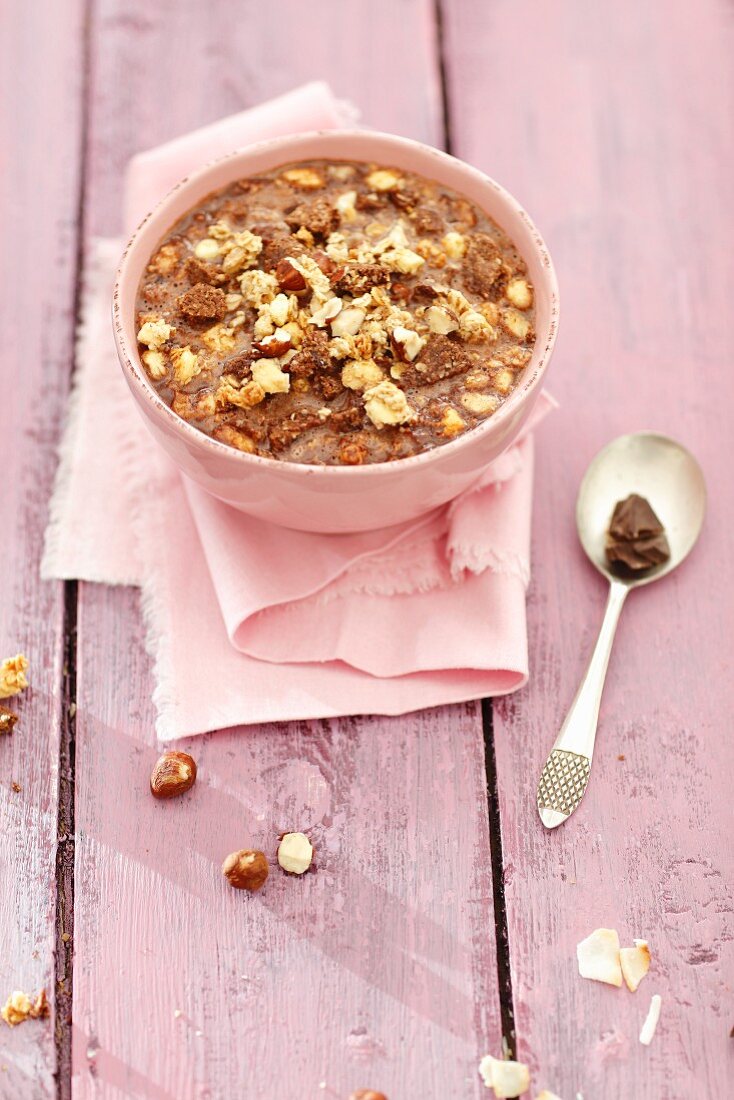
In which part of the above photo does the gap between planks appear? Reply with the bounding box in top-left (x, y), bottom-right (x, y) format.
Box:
top-left (54, 1), bottom-right (93, 1094)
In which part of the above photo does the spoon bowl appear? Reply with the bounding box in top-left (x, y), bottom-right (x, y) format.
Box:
top-left (576, 431), bottom-right (707, 587)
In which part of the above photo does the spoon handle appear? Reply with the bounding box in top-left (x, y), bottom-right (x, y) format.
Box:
top-left (537, 579), bottom-right (628, 828)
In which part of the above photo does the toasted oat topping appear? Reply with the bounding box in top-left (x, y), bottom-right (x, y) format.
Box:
top-left (135, 159), bottom-right (536, 464)
top-left (0, 654), bottom-right (29, 700)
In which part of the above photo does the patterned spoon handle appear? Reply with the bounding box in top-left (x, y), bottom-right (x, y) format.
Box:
top-left (537, 579), bottom-right (629, 828)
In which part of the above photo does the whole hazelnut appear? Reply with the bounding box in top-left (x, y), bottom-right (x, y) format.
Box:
top-left (349, 1091), bottom-right (388, 1100)
top-left (222, 849), bottom-right (269, 892)
top-left (149, 751), bottom-right (197, 799)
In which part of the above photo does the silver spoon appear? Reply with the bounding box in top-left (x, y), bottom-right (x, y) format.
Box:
top-left (537, 431), bottom-right (706, 829)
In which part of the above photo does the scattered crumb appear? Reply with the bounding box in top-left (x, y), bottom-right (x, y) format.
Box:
top-left (617, 754), bottom-right (625, 761)
top-left (173, 1009), bottom-right (183, 1019)
top-left (61, 933), bottom-right (70, 943)
top-left (1, 989), bottom-right (48, 1027)
top-left (0, 655), bottom-right (29, 699)
top-left (11, 782), bottom-right (21, 793)
top-left (639, 993), bottom-right (662, 1046)
top-left (620, 939), bottom-right (651, 992)
top-left (0, 705), bottom-right (18, 735)
top-left (69, 702), bottom-right (77, 719)
top-left (576, 928), bottom-right (623, 987)
top-left (479, 1054), bottom-right (530, 1096)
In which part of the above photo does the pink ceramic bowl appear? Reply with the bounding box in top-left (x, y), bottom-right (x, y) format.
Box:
top-left (113, 130), bottom-right (559, 533)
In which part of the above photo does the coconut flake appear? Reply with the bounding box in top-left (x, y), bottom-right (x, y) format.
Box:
top-left (620, 939), bottom-right (651, 992)
top-left (576, 928), bottom-right (623, 987)
top-left (478, 1055), bottom-right (531, 1097)
top-left (639, 993), bottom-right (662, 1046)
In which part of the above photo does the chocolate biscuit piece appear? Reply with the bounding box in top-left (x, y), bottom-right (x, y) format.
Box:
top-left (400, 334), bottom-right (471, 386)
top-left (268, 408), bottom-right (325, 453)
top-left (462, 232), bottom-right (507, 298)
top-left (176, 283), bottom-right (227, 322)
top-left (183, 256), bottom-right (221, 285)
top-left (288, 331), bottom-right (331, 379)
top-left (284, 198), bottom-right (339, 238)
top-left (332, 263), bottom-right (390, 296)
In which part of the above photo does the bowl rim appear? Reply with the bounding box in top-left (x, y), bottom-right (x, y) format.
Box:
top-left (112, 128), bottom-right (560, 479)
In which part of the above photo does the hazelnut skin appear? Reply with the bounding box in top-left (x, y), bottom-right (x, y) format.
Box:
top-left (150, 752), bottom-right (197, 799)
top-left (222, 849), bottom-right (269, 892)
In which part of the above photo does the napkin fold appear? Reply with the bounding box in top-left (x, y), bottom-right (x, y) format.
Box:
top-left (42, 83), bottom-right (553, 740)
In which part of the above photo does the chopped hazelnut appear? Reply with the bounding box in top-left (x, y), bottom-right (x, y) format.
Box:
top-left (253, 328), bottom-right (292, 357)
top-left (479, 301), bottom-right (500, 326)
top-left (366, 168), bottom-right (402, 192)
top-left (213, 425), bottom-right (256, 453)
top-left (492, 368), bottom-right (515, 395)
top-left (441, 407), bottom-right (466, 437)
top-left (442, 231), bottom-right (467, 259)
top-left (331, 307), bottom-right (366, 338)
top-left (336, 189), bottom-right (358, 221)
top-left (461, 392), bottom-right (499, 416)
top-left (0, 654), bottom-right (29, 700)
top-left (277, 832), bottom-right (314, 875)
top-left (282, 167), bottom-right (324, 190)
top-left (506, 277), bottom-right (533, 310)
top-left (425, 305), bottom-right (459, 335)
top-left (275, 258), bottom-right (308, 294)
top-left (150, 751), bottom-right (197, 799)
top-left (501, 307), bottom-right (532, 340)
top-left (193, 238), bottom-right (220, 261)
top-left (222, 849), bottom-right (269, 891)
top-left (329, 164), bottom-right (355, 181)
top-left (464, 368), bottom-right (492, 391)
top-left (310, 297), bottom-right (343, 328)
top-left (391, 325), bottom-right (425, 362)
top-left (349, 1092), bottom-right (389, 1100)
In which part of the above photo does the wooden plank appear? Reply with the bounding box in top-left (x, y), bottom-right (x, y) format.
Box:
top-left (442, 0), bottom-right (734, 1095)
top-left (0, 2), bottom-right (87, 1095)
top-left (73, 1), bottom-right (501, 1096)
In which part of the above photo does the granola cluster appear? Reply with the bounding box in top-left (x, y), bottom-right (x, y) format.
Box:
top-left (135, 160), bottom-right (536, 464)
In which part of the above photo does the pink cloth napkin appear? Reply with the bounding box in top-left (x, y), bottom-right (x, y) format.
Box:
top-left (42, 83), bottom-right (554, 741)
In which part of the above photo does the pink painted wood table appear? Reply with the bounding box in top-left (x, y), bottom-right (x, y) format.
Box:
top-left (1, 2), bottom-right (732, 1097)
